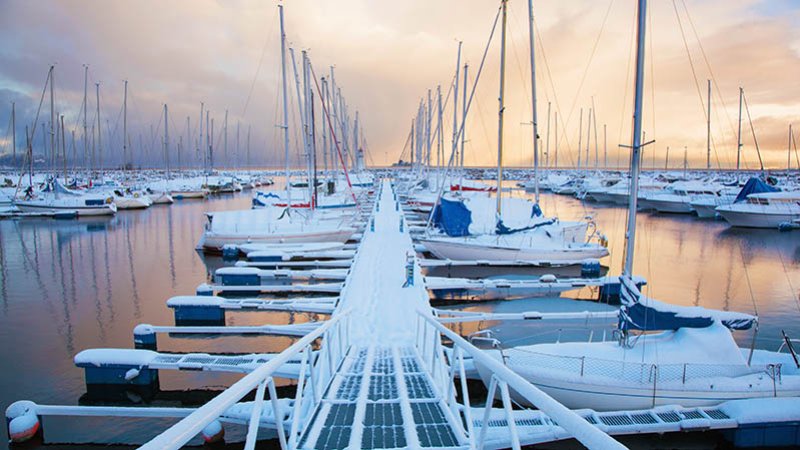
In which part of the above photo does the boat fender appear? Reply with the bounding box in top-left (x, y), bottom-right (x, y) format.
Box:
top-left (201, 420), bottom-right (225, 443)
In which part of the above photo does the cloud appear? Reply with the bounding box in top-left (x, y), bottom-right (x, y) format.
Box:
top-left (0, 0), bottom-right (797, 169)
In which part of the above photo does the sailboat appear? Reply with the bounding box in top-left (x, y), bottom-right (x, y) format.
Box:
top-left (199, 5), bottom-right (359, 252)
top-left (474, 0), bottom-right (800, 411)
top-left (418, 0), bottom-right (608, 265)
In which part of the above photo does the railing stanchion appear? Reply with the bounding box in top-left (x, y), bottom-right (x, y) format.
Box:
top-left (289, 348), bottom-right (310, 449)
top-left (243, 379), bottom-right (267, 450)
top-left (479, 375), bottom-right (498, 449)
top-left (268, 377), bottom-right (289, 450)
top-left (499, 380), bottom-right (521, 450)
top-left (457, 347), bottom-right (476, 449)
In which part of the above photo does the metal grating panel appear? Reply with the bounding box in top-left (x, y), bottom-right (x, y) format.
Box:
top-left (683, 410), bottom-right (705, 420)
top-left (657, 411), bottom-right (681, 423)
top-left (315, 404), bottom-right (357, 449)
top-left (405, 374), bottom-right (435, 399)
top-left (335, 375), bottom-right (362, 401)
top-left (364, 403), bottom-right (404, 427)
top-left (372, 357), bottom-right (395, 375)
top-left (584, 415), bottom-right (598, 424)
top-left (361, 425), bottom-right (407, 449)
top-left (401, 357), bottom-right (421, 373)
top-left (630, 413), bottom-right (658, 424)
top-left (349, 355), bottom-right (367, 374)
top-left (153, 355), bottom-right (182, 363)
top-left (411, 402), bottom-right (448, 425)
top-left (368, 375), bottom-right (398, 400)
top-left (704, 409), bottom-right (730, 420)
top-left (599, 414), bottom-right (634, 426)
top-left (184, 356), bottom-right (212, 363)
top-left (416, 423), bottom-right (459, 448)
top-left (215, 357), bottom-right (249, 365)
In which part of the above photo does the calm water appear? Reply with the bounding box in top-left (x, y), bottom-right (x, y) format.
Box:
top-left (0, 181), bottom-right (798, 446)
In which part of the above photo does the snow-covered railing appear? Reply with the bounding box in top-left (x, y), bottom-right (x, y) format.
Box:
top-left (502, 348), bottom-right (789, 386)
top-left (415, 310), bottom-right (627, 450)
top-left (139, 308), bottom-right (352, 450)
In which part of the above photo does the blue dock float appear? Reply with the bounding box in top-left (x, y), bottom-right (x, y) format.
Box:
top-left (166, 295), bottom-right (337, 325)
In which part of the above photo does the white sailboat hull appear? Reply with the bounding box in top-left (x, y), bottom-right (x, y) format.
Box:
top-left (14, 200), bottom-right (117, 216)
top-left (419, 238), bottom-right (608, 263)
top-left (475, 349), bottom-right (800, 411)
top-left (201, 228), bottom-right (356, 252)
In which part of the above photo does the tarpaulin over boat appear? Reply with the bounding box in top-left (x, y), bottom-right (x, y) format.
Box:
top-left (431, 198), bottom-right (472, 237)
top-left (496, 215), bottom-right (555, 235)
top-left (618, 276), bottom-right (756, 332)
top-left (734, 177), bottom-right (780, 203)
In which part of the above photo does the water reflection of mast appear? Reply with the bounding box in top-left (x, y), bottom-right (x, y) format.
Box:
top-left (21, 223), bottom-right (72, 356)
top-left (0, 226), bottom-right (8, 315)
top-left (125, 221), bottom-right (142, 318)
top-left (103, 230), bottom-right (116, 324)
top-left (90, 232), bottom-right (108, 340)
top-left (723, 243), bottom-right (735, 313)
top-left (167, 206), bottom-right (177, 288)
top-left (55, 229), bottom-right (76, 354)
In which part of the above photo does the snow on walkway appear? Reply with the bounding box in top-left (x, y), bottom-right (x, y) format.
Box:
top-left (340, 179), bottom-right (432, 346)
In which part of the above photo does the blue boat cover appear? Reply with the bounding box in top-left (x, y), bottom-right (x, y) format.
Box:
top-left (618, 276), bottom-right (756, 332)
top-left (431, 198), bottom-right (472, 237)
top-left (496, 216), bottom-right (556, 235)
top-left (734, 177), bottom-right (779, 203)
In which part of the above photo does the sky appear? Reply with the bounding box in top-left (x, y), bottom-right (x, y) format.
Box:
top-left (0, 0), bottom-right (798, 170)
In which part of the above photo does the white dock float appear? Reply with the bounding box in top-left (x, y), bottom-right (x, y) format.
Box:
top-left (132, 322), bottom-right (323, 351)
top-left (74, 348), bottom-right (307, 380)
top-left (197, 282), bottom-right (343, 296)
top-left (167, 295), bottom-right (337, 315)
top-left (215, 267), bottom-right (350, 283)
top-left (420, 258), bottom-right (601, 268)
top-left (235, 259), bottom-right (353, 269)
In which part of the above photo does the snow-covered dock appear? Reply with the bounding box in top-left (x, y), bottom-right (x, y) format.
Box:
top-left (9, 180), bottom-right (798, 449)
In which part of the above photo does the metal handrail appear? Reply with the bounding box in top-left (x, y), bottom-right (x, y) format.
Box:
top-left (417, 310), bottom-right (627, 450)
top-left (140, 308), bottom-right (351, 450)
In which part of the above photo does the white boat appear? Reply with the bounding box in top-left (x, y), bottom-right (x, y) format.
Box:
top-left (13, 181), bottom-right (117, 216)
top-left (716, 191), bottom-right (800, 228)
top-left (475, 279), bottom-right (800, 411)
top-left (639, 182), bottom-right (721, 214)
top-left (111, 189), bottom-right (153, 210)
top-left (418, 195), bottom-right (608, 263)
top-left (171, 188), bottom-right (209, 199)
top-left (198, 207), bottom-right (358, 252)
top-left (146, 189), bottom-right (174, 205)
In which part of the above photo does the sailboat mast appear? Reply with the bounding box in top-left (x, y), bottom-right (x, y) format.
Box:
top-left (96, 83), bottom-right (101, 174)
top-left (544, 101), bottom-right (551, 169)
top-left (786, 124), bottom-right (794, 170)
top-left (50, 65), bottom-right (55, 175)
top-left (706, 79), bottom-right (711, 170)
top-left (577, 108), bottom-right (582, 169)
top-left (83, 65), bottom-right (88, 174)
top-left (736, 87), bottom-right (743, 171)
top-left (452, 42), bottom-right (462, 186)
top-left (496, 0), bottom-right (508, 216)
top-left (164, 104), bottom-right (170, 180)
top-left (279, 4), bottom-right (291, 203)
top-left (622, 0), bottom-right (648, 278)
top-left (526, 0), bottom-right (540, 203)
top-left (123, 80), bottom-right (128, 172)
top-left (460, 64), bottom-right (468, 187)
top-left (11, 102), bottom-right (15, 170)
